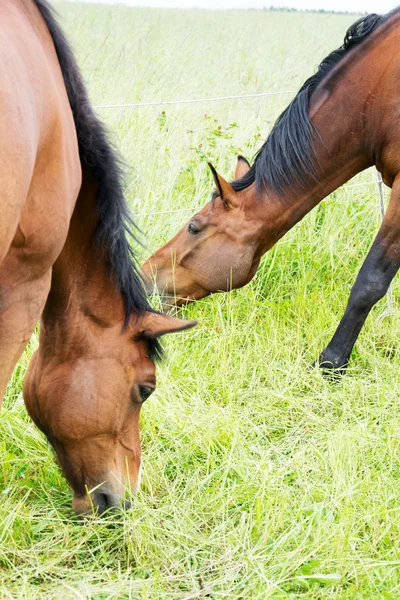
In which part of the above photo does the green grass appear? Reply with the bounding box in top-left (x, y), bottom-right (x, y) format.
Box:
top-left (2, 3), bottom-right (400, 598)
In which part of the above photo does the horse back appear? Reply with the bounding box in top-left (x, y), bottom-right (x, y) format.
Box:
top-left (0, 0), bottom-right (81, 273)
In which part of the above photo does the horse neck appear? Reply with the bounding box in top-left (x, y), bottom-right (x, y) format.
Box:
top-left (248, 37), bottom-right (397, 256)
top-left (41, 167), bottom-right (125, 353)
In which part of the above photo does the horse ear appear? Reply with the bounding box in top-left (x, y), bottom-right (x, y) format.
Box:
top-left (138, 312), bottom-right (197, 338)
top-left (208, 162), bottom-right (237, 209)
top-left (235, 155), bottom-right (251, 180)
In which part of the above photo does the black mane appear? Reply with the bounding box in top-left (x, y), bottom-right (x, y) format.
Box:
top-left (230, 9), bottom-right (399, 200)
top-left (34, 1), bottom-right (162, 360)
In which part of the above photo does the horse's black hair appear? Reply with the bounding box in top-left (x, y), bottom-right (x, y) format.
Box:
top-left (34, 0), bottom-right (162, 360)
top-left (230, 9), bottom-right (400, 200)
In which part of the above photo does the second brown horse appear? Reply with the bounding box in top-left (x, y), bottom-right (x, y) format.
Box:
top-left (144, 9), bottom-right (400, 373)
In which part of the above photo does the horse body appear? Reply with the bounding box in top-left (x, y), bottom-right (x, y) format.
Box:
top-left (143, 9), bottom-right (400, 372)
top-left (0, 0), bottom-right (81, 400)
top-left (1, 0), bottom-right (196, 515)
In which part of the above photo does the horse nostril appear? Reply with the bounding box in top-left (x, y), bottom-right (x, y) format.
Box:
top-left (92, 491), bottom-right (132, 516)
top-left (93, 491), bottom-right (118, 515)
top-left (93, 491), bottom-right (109, 515)
top-left (138, 385), bottom-right (154, 402)
top-left (73, 489), bottom-right (132, 517)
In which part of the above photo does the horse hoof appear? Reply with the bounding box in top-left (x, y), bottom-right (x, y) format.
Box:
top-left (311, 354), bottom-right (348, 379)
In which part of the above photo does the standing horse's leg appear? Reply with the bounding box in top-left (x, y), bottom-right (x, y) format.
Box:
top-left (316, 179), bottom-right (400, 372)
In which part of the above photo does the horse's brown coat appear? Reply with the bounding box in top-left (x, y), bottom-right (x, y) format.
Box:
top-left (0, 0), bottom-right (81, 400)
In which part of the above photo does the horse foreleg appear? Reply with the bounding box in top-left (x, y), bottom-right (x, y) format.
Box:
top-left (316, 179), bottom-right (400, 373)
top-left (0, 270), bottom-right (51, 405)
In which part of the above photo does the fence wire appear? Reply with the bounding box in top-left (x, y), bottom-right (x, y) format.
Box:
top-left (94, 90), bottom-right (385, 218)
top-left (93, 90), bottom-right (297, 110)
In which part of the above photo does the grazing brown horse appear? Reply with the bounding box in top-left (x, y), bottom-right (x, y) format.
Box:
top-left (1, 0), bottom-right (195, 516)
top-left (144, 9), bottom-right (400, 374)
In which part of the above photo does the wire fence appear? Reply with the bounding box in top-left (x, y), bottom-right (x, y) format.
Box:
top-left (93, 88), bottom-right (387, 218)
top-left (93, 90), bottom-right (298, 110)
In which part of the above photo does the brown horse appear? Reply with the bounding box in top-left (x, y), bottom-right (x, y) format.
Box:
top-left (1, 0), bottom-right (196, 516)
top-left (144, 9), bottom-right (400, 374)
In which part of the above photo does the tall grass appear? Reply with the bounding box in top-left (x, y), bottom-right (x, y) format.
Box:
top-left (2, 3), bottom-right (400, 598)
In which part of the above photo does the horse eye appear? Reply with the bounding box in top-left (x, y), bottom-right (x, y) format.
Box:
top-left (188, 222), bottom-right (200, 235)
top-left (138, 385), bottom-right (154, 402)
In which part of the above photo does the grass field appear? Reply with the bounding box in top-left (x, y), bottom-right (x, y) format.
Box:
top-left (3, 3), bottom-right (400, 598)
